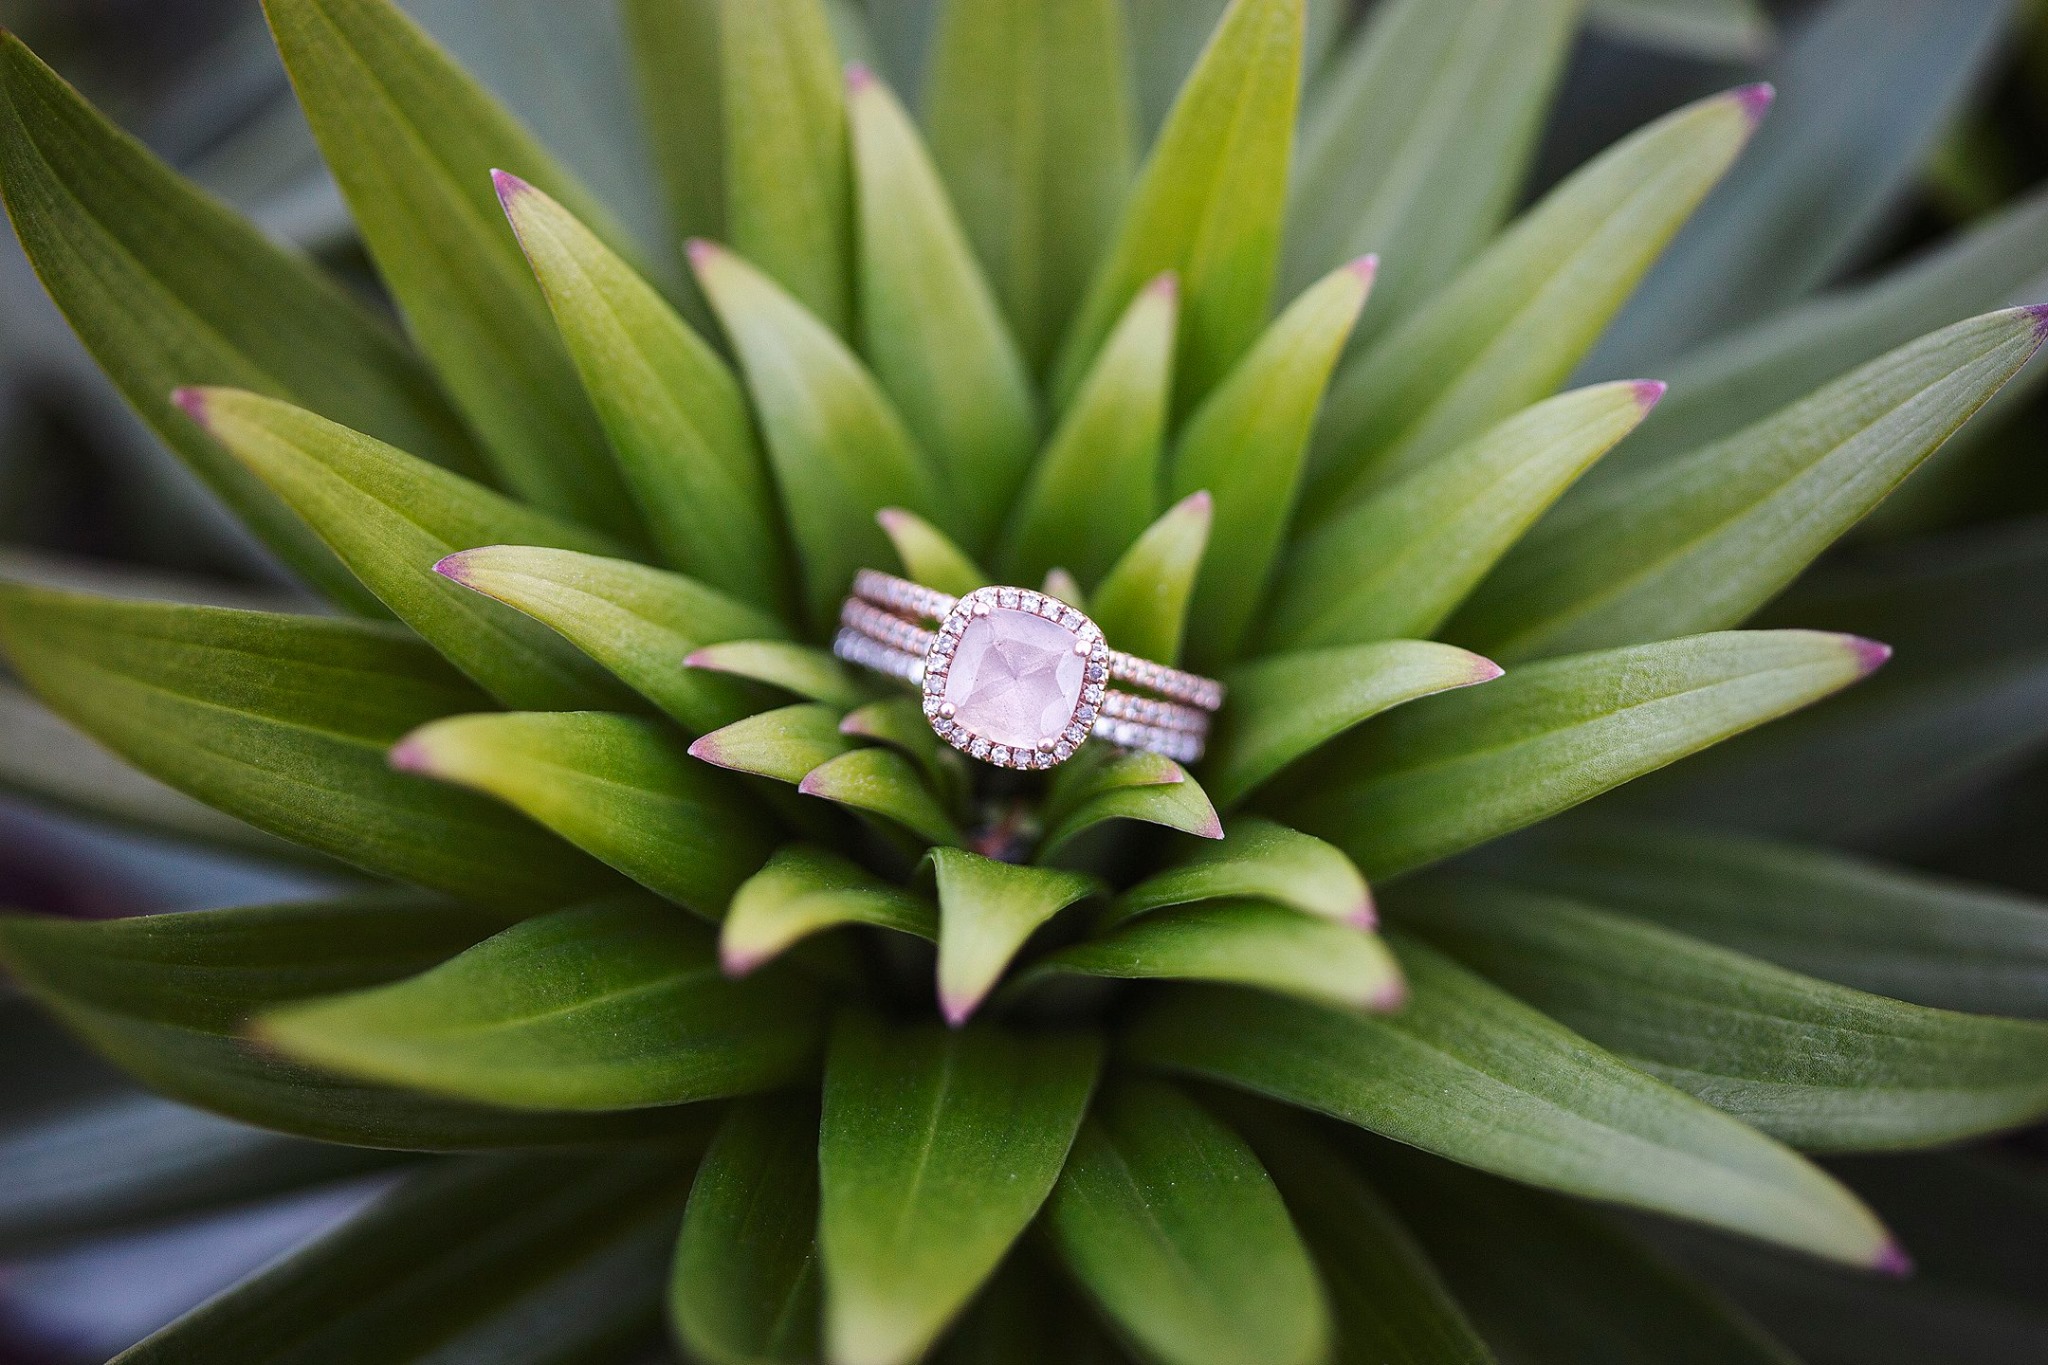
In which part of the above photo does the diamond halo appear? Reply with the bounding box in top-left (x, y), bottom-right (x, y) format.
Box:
top-left (919, 587), bottom-right (1111, 770)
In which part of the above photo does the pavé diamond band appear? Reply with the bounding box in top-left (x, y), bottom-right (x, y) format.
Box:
top-left (831, 570), bottom-right (1225, 769)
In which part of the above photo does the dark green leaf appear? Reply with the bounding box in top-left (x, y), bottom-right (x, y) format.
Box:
top-left (693, 240), bottom-right (945, 628)
top-left (1504, 825), bottom-right (2048, 1019)
top-left (924, 0), bottom-right (1134, 373)
top-left (1088, 491), bottom-right (1211, 666)
top-left (183, 388), bottom-right (637, 712)
top-left (1457, 309), bottom-right (2048, 662)
top-left (928, 849), bottom-right (1098, 1023)
top-left (1269, 382), bottom-right (1657, 652)
top-left (1588, 0), bottom-right (1771, 59)
top-left (1173, 258), bottom-right (1373, 665)
top-left (851, 69), bottom-right (1038, 550)
top-left (437, 544), bottom-right (784, 735)
top-left (1126, 935), bottom-right (1898, 1267)
top-left (499, 173), bottom-right (790, 611)
top-left (0, 898), bottom-right (693, 1148)
top-left (261, 0), bottom-right (645, 539)
top-left (1053, 0), bottom-right (1303, 409)
top-left (0, 32), bottom-right (478, 612)
top-left (672, 1095), bottom-right (823, 1365)
top-left (723, 843), bottom-right (935, 975)
top-left (1206, 640), bottom-right (1500, 809)
top-left (818, 1015), bottom-right (1101, 1365)
top-left (722, 0), bottom-right (852, 335)
top-left (1043, 1079), bottom-right (1330, 1365)
top-left (1001, 276), bottom-right (1177, 587)
top-left (114, 1154), bottom-right (690, 1364)
top-left (1396, 874), bottom-right (2048, 1150)
top-left (1285, 0), bottom-right (1583, 345)
top-left (259, 897), bottom-right (824, 1110)
top-left (1591, 0), bottom-right (2023, 366)
top-left (1283, 630), bottom-right (1884, 880)
top-left (622, 0), bottom-right (725, 245)
top-left (392, 710), bottom-right (775, 918)
top-left (1309, 86), bottom-right (1764, 511)
top-left (0, 588), bottom-right (616, 907)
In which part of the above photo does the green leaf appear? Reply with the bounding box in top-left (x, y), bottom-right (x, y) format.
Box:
top-left (1127, 935), bottom-right (1899, 1268)
top-left (1001, 276), bottom-right (1177, 587)
top-left (1041, 744), bottom-right (1186, 830)
top-left (1038, 899), bottom-right (1402, 1011)
top-left (181, 389), bottom-right (636, 713)
top-left (1043, 1079), bottom-right (1330, 1365)
top-left (924, 0), bottom-right (1135, 374)
top-left (1244, 1120), bottom-right (1499, 1365)
top-left (1040, 760), bottom-right (1223, 858)
top-left (1588, 0), bottom-right (1771, 59)
top-left (0, 32), bottom-right (478, 614)
top-left (1088, 491), bottom-right (1212, 666)
top-left (1284, 0), bottom-right (1584, 346)
top-left (1269, 382), bottom-right (1659, 652)
top-left (672, 1095), bottom-right (824, 1365)
top-left (878, 507), bottom-right (990, 598)
top-left (928, 849), bottom-right (1098, 1024)
top-left (1457, 309), bottom-right (2048, 662)
top-left (1283, 631), bottom-right (1885, 880)
top-left (260, 0), bottom-right (645, 539)
top-left (0, 1095), bottom-right (396, 1258)
top-left (0, 681), bottom-right (307, 862)
top-left (688, 640), bottom-right (874, 708)
top-left (436, 545), bottom-right (784, 734)
top-left (497, 173), bottom-right (790, 611)
top-left (622, 0), bottom-right (725, 245)
top-left (840, 696), bottom-right (969, 801)
top-left (114, 1154), bottom-right (690, 1364)
top-left (1173, 257), bottom-right (1374, 665)
top-left (0, 898), bottom-right (697, 1148)
top-left (259, 897), bottom-right (823, 1111)
top-left (818, 1015), bottom-right (1101, 1365)
top-left (392, 711), bottom-right (775, 918)
top-left (850, 69), bottom-right (1037, 550)
top-left (691, 702), bottom-right (857, 783)
top-left (1203, 639), bottom-right (1500, 808)
top-left (1591, 0), bottom-right (2023, 367)
top-left (692, 240), bottom-right (945, 627)
top-left (1052, 0), bottom-right (1303, 410)
top-left (1370, 1150), bottom-right (1802, 1365)
top-left (0, 588), bottom-right (616, 907)
top-left (929, 1245), bottom-right (1128, 1365)
top-left (1114, 816), bottom-right (1372, 927)
top-left (800, 747), bottom-right (965, 846)
top-left (722, 0), bottom-right (852, 336)
top-left (1603, 186), bottom-right (2048, 483)
top-left (1504, 825), bottom-right (2048, 1019)
top-left (1309, 85), bottom-right (1764, 511)
top-left (1398, 874), bottom-right (2048, 1151)
top-left (723, 844), bottom-right (936, 976)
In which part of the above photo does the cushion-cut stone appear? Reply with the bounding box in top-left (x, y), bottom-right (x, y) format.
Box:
top-left (941, 608), bottom-right (1085, 751)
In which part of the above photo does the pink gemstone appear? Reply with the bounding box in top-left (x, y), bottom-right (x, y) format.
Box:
top-left (941, 608), bottom-right (1086, 752)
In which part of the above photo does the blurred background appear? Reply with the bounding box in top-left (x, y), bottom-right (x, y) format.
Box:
top-left (0, 0), bottom-right (2044, 1360)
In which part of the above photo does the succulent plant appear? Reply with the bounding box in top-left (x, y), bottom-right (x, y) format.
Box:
top-left (3, 0), bottom-right (2048, 1362)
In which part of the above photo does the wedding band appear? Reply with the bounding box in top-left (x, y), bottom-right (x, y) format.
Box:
top-left (831, 570), bottom-right (1225, 769)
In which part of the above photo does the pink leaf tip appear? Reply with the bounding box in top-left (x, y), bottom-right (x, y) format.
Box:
top-left (939, 990), bottom-right (978, 1028)
top-left (431, 552), bottom-right (475, 586)
top-left (1368, 976), bottom-right (1409, 1013)
top-left (171, 387), bottom-right (211, 427)
top-left (875, 507), bottom-right (911, 533)
top-left (1633, 379), bottom-right (1669, 411)
top-left (1195, 810), bottom-right (1226, 840)
top-left (490, 168), bottom-right (532, 208)
top-left (1346, 254), bottom-right (1379, 284)
top-left (1177, 489), bottom-right (1215, 519)
top-left (1466, 655), bottom-right (1506, 686)
top-left (720, 943), bottom-right (764, 979)
top-left (1873, 1241), bottom-right (1915, 1278)
top-left (845, 61), bottom-right (874, 92)
top-left (1143, 271), bottom-right (1181, 300)
top-left (1348, 895), bottom-right (1379, 931)
top-left (1733, 82), bottom-right (1776, 126)
top-left (686, 734), bottom-right (725, 765)
top-left (685, 238), bottom-right (722, 270)
top-left (1847, 636), bottom-right (1894, 676)
top-left (2025, 302), bottom-right (2048, 341)
top-left (387, 737), bottom-right (432, 774)
top-left (796, 770), bottom-right (829, 797)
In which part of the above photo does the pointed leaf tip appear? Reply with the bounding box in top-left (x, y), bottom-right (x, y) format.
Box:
top-left (387, 737), bottom-right (431, 774)
top-left (1874, 1241), bottom-right (1915, 1278)
top-left (2027, 302), bottom-right (2048, 340)
top-left (429, 551), bottom-right (474, 586)
top-left (170, 386), bottom-right (210, 427)
top-left (1849, 636), bottom-right (1894, 675)
top-left (1144, 272), bottom-right (1180, 300)
top-left (1634, 380), bottom-right (1669, 410)
top-left (1347, 254), bottom-right (1379, 283)
top-left (1734, 82), bottom-right (1776, 125)
top-left (684, 238), bottom-right (722, 271)
top-left (846, 61), bottom-right (875, 92)
top-left (489, 168), bottom-right (531, 207)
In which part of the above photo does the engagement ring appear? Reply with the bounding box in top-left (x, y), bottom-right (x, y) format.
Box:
top-left (832, 570), bottom-right (1225, 769)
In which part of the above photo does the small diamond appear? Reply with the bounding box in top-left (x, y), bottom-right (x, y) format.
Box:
top-left (970, 738), bottom-right (990, 759)
top-left (1076, 705), bottom-right (1096, 725)
top-left (990, 745), bottom-right (1010, 766)
top-left (1053, 740), bottom-right (1074, 760)
top-left (1065, 722), bottom-right (1088, 744)
top-left (997, 588), bottom-right (1019, 608)
top-left (1085, 661), bottom-right (1107, 682)
top-left (1059, 608), bottom-right (1082, 629)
